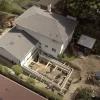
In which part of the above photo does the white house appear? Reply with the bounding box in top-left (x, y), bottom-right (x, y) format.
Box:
top-left (15, 6), bottom-right (78, 57)
top-left (0, 6), bottom-right (78, 66)
top-left (0, 28), bottom-right (39, 66)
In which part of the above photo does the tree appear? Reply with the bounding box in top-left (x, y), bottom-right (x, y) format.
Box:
top-left (75, 87), bottom-right (92, 100)
top-left (1, 66), bottom-right (10, 75)
top-left (14, 0), bottom-right (33, 6)
top-left (65, 0), bottom-right (100, 20)
top-left (27, 77), bottom-right (35, 85)
top-left (0, 0), bottom-right (12, 12)
top-left (12, 65), bottom-right (23, 76)
top-left (0, 65), bottom-right (9, 74)
top-left (56, 0), bottom-right (100, 19)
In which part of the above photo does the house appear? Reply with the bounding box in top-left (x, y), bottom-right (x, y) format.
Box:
top-left (38, 0), bottom-right (60, 10)
top-left (0, 74), bottom-right (46, 100)
top-left (22, 0), bottom-right (64, 14)
top-left (0, 28), bottom-right (39, 66)
top-left (0, 6), bottom-right (78, 66)
top-left (15, 6), bottom-right (78, 57)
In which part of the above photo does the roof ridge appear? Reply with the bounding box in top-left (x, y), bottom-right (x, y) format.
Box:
top-left (35, 13), bottom-right (63, 43)
top-left (17, 13), bottom-right (63, 43)
top-left (55, 20), bottom-right (63, 43)
top-left (15, 7), bottom-right (37, 22)
top-left (19, 21), bottom-right (62, 43)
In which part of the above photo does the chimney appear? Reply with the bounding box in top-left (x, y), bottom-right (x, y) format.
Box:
top-left (47, 3), bottom-right (51, 13)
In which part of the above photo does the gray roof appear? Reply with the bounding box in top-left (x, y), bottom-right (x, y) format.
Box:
top-left (78, 35), bottom-right (96, 49)
top-left (15, 6), bottom-right (78, 43)
top-left (0, 28), bottom-right (38, 61)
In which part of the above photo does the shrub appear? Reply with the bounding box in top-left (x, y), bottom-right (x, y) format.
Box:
top-left (0, 65), bottom-right (10, 75)
top-left (12, 65), bottom-right (23, 76)
top-left (0, 64), bottom-right (3, 71)
top-left (31, 86), bottom-right (62, 100)
top-left (19, 74), bottom-right (23, 80)
top-left (57, 54), bottom-right (63, 60)
top-left (10, 3), bottom-right (24, 15)
top-left (1, 66), bottom-right (9, 74)
top-left (75, 87), bottom-right (92, 100)
top-left (27, 77), bottom-right (35, 85)
top-left (11, 8), bottom-right (24, 15)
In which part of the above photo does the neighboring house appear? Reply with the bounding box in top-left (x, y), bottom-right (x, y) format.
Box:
top-left (15, 6), bottom-right (78, 57)
top-left (0, 74), bottom-right (46, 100)
top-left (0, 28), bottom-right (39, 66)
top-left (22, 0), bottom-right (63, 14)
top-left (38, 0), bottom-right (60, 9)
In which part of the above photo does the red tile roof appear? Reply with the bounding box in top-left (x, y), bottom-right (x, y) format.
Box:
top-left (0, 74), bottom-right (46, 100)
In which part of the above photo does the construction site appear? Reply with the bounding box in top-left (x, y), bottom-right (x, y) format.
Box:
top-left (24, 52), bottom-right (73, 92)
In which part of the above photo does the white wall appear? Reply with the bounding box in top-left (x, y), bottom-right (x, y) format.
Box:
top-left (20, 43), bottom-right (39, 66)
top-left (17, 25), bottom-right (63, 57)
top-left (20, 50), bottom-right (33, 66)
top-left (0, 43), bottom-right (39, 66)
top-left (0, 47), bottom-right (19, 64)
top-left (60, 39), bottom-right (69, 54)
top-left (60, 31), bottom-right (74, 54)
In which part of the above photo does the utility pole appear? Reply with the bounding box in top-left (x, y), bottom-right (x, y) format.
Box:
top-left (95, 9), bottom-right (100, 30)
top-left (61, 0), bottom-right (66, 16)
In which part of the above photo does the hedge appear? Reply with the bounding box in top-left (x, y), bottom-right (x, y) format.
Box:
top-left (27, 77), bottom-right (35, 86)
top-left (0, 65), bottom-right (62, 100)
top-left (12, 65), bottom-right (23, 76)
top-left (75, 88), bottom-right (92, 100)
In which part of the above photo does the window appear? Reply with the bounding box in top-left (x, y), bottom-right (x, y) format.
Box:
top-left (52, 48), bottom-right (56, 52)
top-left (45, 45), bottom-right (48, 48)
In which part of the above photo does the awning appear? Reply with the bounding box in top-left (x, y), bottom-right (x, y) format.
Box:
top-left (78, 35), bottom-right (96, 49)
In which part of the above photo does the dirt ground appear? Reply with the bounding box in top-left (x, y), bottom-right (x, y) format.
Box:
top-left (64, 55), bottom-right (100, 100)
top-left (71, 55), bottom-right (100, 79)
